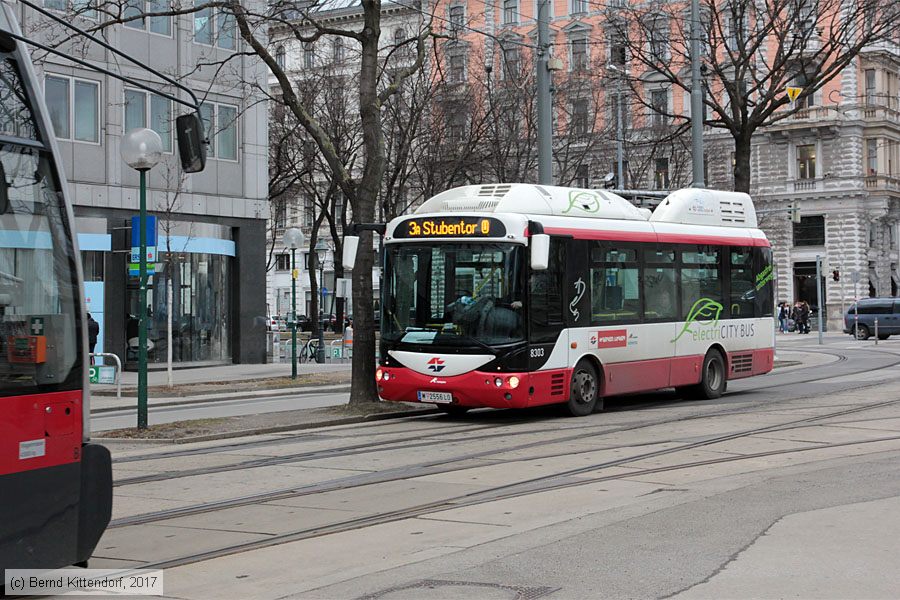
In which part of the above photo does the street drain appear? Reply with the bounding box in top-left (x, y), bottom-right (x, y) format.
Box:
top-left (358, 579), bottom-right (559, 600)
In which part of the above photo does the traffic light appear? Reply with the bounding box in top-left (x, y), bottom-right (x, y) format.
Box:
top-left (832, 270), bottom-right (840, 282)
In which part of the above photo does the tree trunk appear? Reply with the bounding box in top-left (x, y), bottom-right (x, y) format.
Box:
top-left (348, 0), bottom-right (384, 405)
top-left (732, 133), bottom-right (753, 194)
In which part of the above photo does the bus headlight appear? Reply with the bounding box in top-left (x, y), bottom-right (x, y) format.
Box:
top-left (494, 377), bottom-right (503, 387)
top-left (383, 371), bottom-right (391, 381)
top-left (508, 376), bottom-right (520, 389)
top-left (376, 369), bottom-right (383, 381)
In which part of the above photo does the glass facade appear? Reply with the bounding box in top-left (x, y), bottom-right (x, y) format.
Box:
top-left (126, 252), bottom-right (231, 364)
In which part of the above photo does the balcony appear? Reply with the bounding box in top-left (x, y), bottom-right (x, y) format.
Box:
top-left (864, 175), bottom-right (900, 192)
top-left (793, 178), bottom-right (820, 192)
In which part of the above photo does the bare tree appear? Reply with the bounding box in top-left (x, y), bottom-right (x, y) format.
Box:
top-left (613, 0), bottom-right (900, 192)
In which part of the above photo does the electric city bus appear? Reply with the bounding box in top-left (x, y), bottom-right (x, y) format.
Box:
top-left (345, 184), bottom-right (774, 416)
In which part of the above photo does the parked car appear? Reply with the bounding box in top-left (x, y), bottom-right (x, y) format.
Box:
top-left (843, 298), bottom-right (900, 340)
top-left (266, 316), bottom-right (281, 332)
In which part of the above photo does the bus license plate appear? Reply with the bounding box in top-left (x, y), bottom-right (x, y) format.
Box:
top-left (418, 391), bottom-right (452, 404)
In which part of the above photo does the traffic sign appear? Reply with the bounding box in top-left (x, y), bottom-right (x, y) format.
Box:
top-left (786, 86), bottom-right (802, 102)
top-left (89, 365), bottom-right (116, 384)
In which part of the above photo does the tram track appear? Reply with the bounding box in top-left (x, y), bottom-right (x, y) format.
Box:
top-left (108, 394), bottom-right (900, 532)
top-left (110, 347), bottom-right (898, 489)
top-left (131, 400), bottom-right (900, 571)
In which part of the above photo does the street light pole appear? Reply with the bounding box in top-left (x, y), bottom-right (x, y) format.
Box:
top-left (690, 0), bottom-right (706, 187)
top-left (536, 0), bottom-right (552, 184)
top-left (315, 239), bottom-right (327, 364)
top-left (121, 128), bottom-right (163, 430)
top-left (282, 228), bottom-right (304, 379)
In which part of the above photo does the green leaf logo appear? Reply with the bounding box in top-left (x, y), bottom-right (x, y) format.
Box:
top-left (671, 297), bottom-right (724, 342)
top-left (562, 191), bottom-right (601, 214)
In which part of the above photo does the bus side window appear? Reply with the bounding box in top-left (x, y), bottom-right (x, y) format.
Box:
top-left (752, 246), bottom-right (774, 317)
top-left (529, 238), bottom-right (564, 343)
top-left (729, 247), bottom-right (755, 319)
top-left (680, 245), bottom-right (722, 320)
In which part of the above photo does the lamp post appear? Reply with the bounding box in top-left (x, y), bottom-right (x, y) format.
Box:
top-left (282, 228), bottom-right (304, 379)
top-left (606, 63), bottom-right (628, 190)
top-left (315, 238), bottom-right (328, 364)
top-left (121, 128), bottom-right (163, 430)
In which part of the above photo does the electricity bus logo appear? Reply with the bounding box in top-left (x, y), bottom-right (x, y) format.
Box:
top-left (671, 298), bottom-right (724, 342)
top-left (427, 357), bottom-right (446, 372)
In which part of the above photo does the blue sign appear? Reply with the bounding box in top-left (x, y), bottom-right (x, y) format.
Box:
top-left (131, 215), bottom-right (158, 247)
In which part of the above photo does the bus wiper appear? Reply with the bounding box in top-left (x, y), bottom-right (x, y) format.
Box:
top-left (455, 334), bottom-right (497, 356)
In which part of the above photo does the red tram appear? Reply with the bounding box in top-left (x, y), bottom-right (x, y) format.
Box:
top-left (0, 4), bottom-right (112, 578)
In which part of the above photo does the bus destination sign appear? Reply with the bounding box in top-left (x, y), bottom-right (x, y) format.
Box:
top-left (395, 216), bottom-right (507, 239)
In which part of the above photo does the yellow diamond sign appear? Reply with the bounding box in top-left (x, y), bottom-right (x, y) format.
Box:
top-left (786, 86), bottom-right (802, 102)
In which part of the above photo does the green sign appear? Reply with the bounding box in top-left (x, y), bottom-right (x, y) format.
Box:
top-left (89, 365), bottom-right (117, 384)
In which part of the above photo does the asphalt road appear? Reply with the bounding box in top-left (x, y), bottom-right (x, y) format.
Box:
top-left (91, 337), bottom-right (900, 599)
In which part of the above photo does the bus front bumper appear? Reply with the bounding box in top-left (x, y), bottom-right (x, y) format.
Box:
top-left (376, 366), bottom-right (531, 409)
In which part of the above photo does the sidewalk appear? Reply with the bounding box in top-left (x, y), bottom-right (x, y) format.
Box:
top-left (93, 360), bottom-right (351, 388)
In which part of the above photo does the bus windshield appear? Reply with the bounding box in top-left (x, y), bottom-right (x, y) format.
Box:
top-left (383, 243), bottom-right (526, 347)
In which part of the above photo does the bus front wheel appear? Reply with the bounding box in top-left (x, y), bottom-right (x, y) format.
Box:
top-left (566, 361), bottom-right (598, 417)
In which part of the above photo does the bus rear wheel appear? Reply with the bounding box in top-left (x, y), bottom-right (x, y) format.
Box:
top-left (566, 361), bottom-right (598, 417)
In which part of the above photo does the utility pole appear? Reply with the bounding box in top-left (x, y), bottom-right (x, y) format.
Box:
top-left (690, 0), bottom-right (705, 188)
top-left (536, 0), bottom-right (552, 185)
top-left (816, 254), bottom-right (824, 345)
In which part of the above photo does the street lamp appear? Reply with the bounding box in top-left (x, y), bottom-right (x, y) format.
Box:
top-left (314, 238), bottom-right (328, 364)
top-left (606, 63), bottom-right (628, 191)
top-left (282, 227), bottom-right (304, 379)
top-left (121, 128), bottom-right (163, 430)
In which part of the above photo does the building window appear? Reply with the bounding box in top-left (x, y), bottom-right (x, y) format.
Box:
top-left (792, 0), bottom-right (817, 37)
top-left (125, 88), bottom-right (172, 151)
top-left (571, 98), bottom-right (589, 135)
top-left (793, 215), bottom-right (825, 246)
top-left (448, 111), bottom-right (467, 142)
top-left (608, 32), bottom-right (626, 66)
top-left (332, 37), bottom-right (345, 64)
top-left (275, 254), bottom-right (291, 271)
top-left (793, 69), bottom-right (815, 108)
top-left (865, 69), bottom-right (876, 105)
top-left (303, 195), bottom-right (314, 227)
top-left (193, 0), bottom-right (236, 49)
top-left (726, 14), bottom-right (747, 51)
top-left (45, 0), bottom-right (97, 19)
top-left (198, 101), bottom-right (239, 160)
top-left (449, 52), bottom-right (466, 82)
top-left (449, 5), bottom-right (464, 31)
top-left (122, 0), bottom-right (171, 35)
top-left (867, 138), bottom-right (878, 175)
top-left (796, 144), bottom-right (816, 179)
top-left (503, 45), bottom-right (520, 78)
top-left (571, 37), bottom-right (588, 71)
top-left (654, 157), bottom-right (669, 189)
top-left (274, 202), bottom-right (287, 228)
top-left (275, 45), bottom-right (285, 69)
top-left (81, 251), bottom-right (105, 281)
top-left (649, 20), bottom-right (668, 61)
top-left (650, 88), bottom-right (668, 127)
top-left (303, 42), bottom-right (315, 68)
top-left (869, 223), bottom-right (877, 247)
top-left (571, 0), bottom-right (587, 14)
top-left (503, 0), bottom-right (518, 24)
top-left (575, 164), bottom-right (589, 188)
top-left (45, 75), bottom-right (100, 143)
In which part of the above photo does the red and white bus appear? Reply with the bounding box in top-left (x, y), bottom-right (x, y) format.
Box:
top-left (1, 6), bottom-right (111, 576)
top-left (347, 184), bottom-right (774, 416)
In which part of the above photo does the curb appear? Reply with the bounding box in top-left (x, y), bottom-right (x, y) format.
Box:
top-left (91, 384), bottom-right (352, 414)
top-left (93, 407), bottom-right (438, 445)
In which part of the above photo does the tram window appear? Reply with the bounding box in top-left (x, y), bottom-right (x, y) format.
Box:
top-left (729, 247), bottom-right (755, 318)
top-left (644, 267), bottom-right (677, 320)
top-left (591, 266), bottom-right (640, 323)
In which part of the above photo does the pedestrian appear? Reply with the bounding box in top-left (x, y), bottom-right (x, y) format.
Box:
top-left (800, 301), bottom-right (811, 334)
top-left (777, 301), bottom-right (788, 333)
top-left (87, 312), bottom-right (100, 362)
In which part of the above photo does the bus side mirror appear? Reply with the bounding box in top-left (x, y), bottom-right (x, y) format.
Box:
top-left (176, 113), bottom-right (206, 173)
top-left (343, 236), bottom-right (359, 270)
top-left (530, 234), bottom-right (550, 270)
